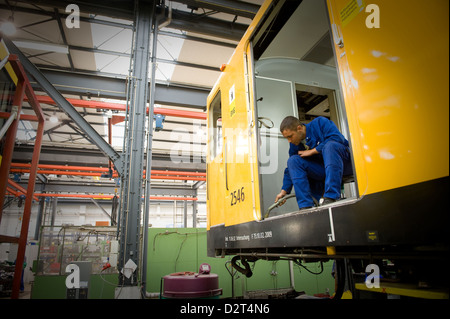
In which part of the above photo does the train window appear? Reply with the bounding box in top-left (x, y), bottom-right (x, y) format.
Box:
top-left (295, 85), bottom-right (342, 133)
top-left (209, 91), bottom-right (222, 160)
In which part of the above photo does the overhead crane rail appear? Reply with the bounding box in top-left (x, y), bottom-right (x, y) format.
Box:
top-left (8, 162), bottom-right (206, 181)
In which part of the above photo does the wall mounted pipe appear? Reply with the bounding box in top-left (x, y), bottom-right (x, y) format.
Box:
top-left (10, 168), bottom-right (206, 181)
top-left (10, 163), bottom-right (206, 177)
top-left (7, 179), bottom-right (39, 201)
top-left (33, 193), bottom-right (198, 201)
top-left (24, 95), bottom-right (207, 120)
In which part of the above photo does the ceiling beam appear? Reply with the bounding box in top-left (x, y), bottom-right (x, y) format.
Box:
top-left (3, 36), bottom-right (124, 174)
top-left (158, 30), bottom-right (237, 48)
top-left (7, 0), bottom-right (249, 40)
top-left (171, 0), bottom-right (260, 19)
top-left (31, 68), bottom-right (210, 108)
top-left (11, 0), bottom-right (135, 21)
top-left (11, 0), bottom-right (260, 19)
top-left (32, 43), bottom-right (222, 72)
top-left (13, 145), bottom-right (206, 171)
top-left (168, 8), bottom-right (247, 40)
top-left (13, 180), bottom-right (198, 196)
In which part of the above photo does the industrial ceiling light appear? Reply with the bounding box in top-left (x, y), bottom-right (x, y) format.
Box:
top-left (0, 16), bottom-right (16, 36)
top-left (49, 111), bottom-right (59, 123)
top-left (13, 40), bottom-right (69, 54)
top-left (49, 116), bottom-right (58, 123)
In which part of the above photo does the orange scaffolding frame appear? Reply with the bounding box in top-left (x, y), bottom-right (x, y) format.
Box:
top-left (0, 54), bottom-right (45, 299)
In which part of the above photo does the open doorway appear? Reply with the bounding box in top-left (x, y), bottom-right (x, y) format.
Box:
top-left (252, 0), bottom-right (356, 218)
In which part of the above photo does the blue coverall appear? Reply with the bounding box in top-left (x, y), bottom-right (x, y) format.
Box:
top-left (282, 117), bottom-right (353, 209)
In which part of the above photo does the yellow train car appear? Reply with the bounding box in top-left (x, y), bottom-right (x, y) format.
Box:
top-left (207, 0), bottom-right (449, 297)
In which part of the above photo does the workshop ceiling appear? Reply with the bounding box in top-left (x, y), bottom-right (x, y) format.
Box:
top-left (0, 0), bottom-right (335, 189)
top-left (0, 0), bottom-right (264, 187)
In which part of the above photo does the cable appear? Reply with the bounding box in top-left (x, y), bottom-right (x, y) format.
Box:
top-left (231, 256), bottom-right (253, 278)
top-left (152, 231), bottom-right (178, 251)
top-left (174, 233), bottom-right (188, 272)
top-left (257, 116), bottom-right (274, 129)
top-left (225, 259), bottom-right (240, 279)
top-left (294, 259), bottom-right (324, 275)
top-left (151, 230), bottom-right (206, 272)
top-left (99, 270), bottom-right (118, 286)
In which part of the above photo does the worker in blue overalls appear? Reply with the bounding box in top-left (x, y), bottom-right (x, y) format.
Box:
top-left (275, 116), bottom-right (353, 210)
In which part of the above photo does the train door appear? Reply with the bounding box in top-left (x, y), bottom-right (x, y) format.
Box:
top-left (221, 44), bottom-right (262, 226)
top-left (255, 75), bottom-right (299, 216)
top-left (207, 53), bottom-right (263, 228)
top-left (207, 91), bottom-right (226, 228)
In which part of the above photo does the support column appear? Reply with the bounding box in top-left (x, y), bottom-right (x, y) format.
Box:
top-left (193, 191), bottom-right (198, 228)
top-left (142, 0), bottom-right (160, 295)
top-left (33, 189), bottom-right (45, 241)
top-left (183, 200), bottom-right (188, 227)
top-left (51, 197), bottom-right (57, 228)
top-left (117, 0), bottom-right (153, 287)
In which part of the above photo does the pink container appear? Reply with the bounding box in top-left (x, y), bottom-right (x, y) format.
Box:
top-left (162, 264), bottom-right (222, 299)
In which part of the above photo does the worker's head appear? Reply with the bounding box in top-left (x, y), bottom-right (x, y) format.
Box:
top-left (280, 116), bottom-right (305, 145)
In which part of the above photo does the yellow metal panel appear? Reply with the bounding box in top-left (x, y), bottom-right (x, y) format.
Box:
top-left (207, 158), bottom-right (226, 228)
top-left (221, 45), bottom-right (257, 226)
top-left (206, 1), bottom-right (274, 228)
top-left (207, 56), bottom-right (260, 227)
top-left (341, 290), bottom-right (353, 299)
top-left (326, 246), bottom-right (336, 255)
top-left (355, 283), bottom-right (449, 299)
top-left (327, 0), bottom-right (449, 195)
top-left (0, 39), bottom-right (18, 85)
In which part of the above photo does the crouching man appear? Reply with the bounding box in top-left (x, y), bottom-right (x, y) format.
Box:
top-left (275, 116), bottom-right (353, 210)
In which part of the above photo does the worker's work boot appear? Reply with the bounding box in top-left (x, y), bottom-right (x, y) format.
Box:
top-left (319, 197), bottom-right (337, 206)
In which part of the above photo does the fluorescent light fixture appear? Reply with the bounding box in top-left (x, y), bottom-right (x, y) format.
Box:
top-left (49, 111), bottom-right (59, 123)
top-left (13, 40), bottom-right (69, 54)
top-left (49, 116), bottom-right (59, 123)
top-left (0, 17), bottom-right (16, 36)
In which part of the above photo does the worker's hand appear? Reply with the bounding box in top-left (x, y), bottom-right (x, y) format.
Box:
top-left (298, 148), bottom-right (319, 157)
top-left (275, 190), bottom-right (287, 206)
